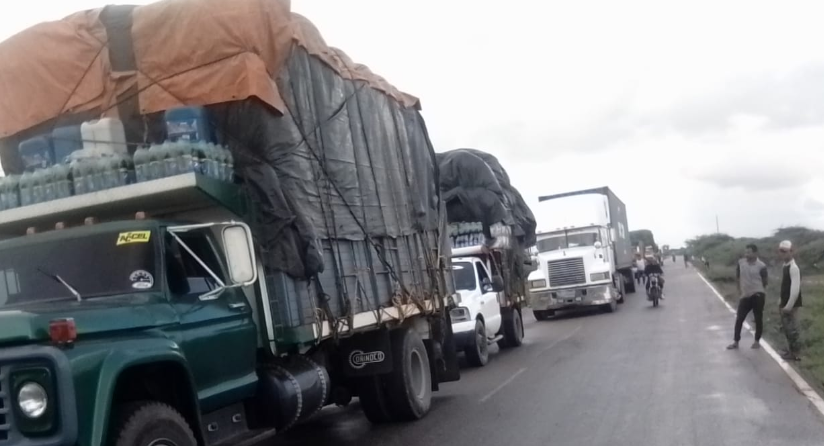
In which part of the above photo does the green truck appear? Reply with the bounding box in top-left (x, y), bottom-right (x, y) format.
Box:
top-left (0, 173), bottom-right (459, 446)
top-left (0, 2), bottom-right (460, 446)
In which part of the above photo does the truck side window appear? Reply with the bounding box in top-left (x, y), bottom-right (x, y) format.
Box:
top-left (165, 232), bottom-right (225, 298)
top-left (475, 262), bottom-right (489, 287)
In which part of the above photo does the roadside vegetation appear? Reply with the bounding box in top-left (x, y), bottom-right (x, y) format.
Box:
top-left (687, 227), bottom-right (824, 390)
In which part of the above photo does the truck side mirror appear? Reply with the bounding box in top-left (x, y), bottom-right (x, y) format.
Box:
top-left (222, 224), bottom-right (257, 285)
top-left (490, 275), bottom-right (504, 293)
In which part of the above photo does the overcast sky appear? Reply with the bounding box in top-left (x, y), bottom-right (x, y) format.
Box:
top-left (3, 0), bottom-right (824, 247)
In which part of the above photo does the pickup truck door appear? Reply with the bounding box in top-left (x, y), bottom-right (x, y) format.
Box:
top-left (164, 230), bottom-right (259, 413)
top-left (475, 261), bottom-right (502, 337)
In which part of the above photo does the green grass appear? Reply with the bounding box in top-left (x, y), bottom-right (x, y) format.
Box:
top-left (698, 263), bottom-right (824, 390)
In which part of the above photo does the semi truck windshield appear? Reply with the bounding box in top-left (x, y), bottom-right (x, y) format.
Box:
top-left (0, 231), bottom-right (157, 307)
top-left (537, 232), bottom-right (600, 252)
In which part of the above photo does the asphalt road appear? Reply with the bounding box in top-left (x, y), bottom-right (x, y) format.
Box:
top-left (276, 263), bottom-right (824, 446)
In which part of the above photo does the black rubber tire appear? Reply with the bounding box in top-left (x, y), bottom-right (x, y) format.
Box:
top-left (385, 327), bottom-right (433, 421)
top-left (112, 402), bottom-right (196, 446)
top-left (625, 272), bottom-right (636, 294)
top-left (652, 289), bottom-right (660, 307)
top-left (499, 308), bottom-right (524, 349)
top-left (464, 319), bottom-right (489, 367)
top-left (602, 299), bottom-right (617, 313)
top-left (358, 375), bottom-right (394, 424)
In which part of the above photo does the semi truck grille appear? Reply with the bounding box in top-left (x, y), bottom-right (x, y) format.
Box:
top-left (0, 369), bottom-right (8, 442)
top-left (547, 257), bottom-right (586, 287)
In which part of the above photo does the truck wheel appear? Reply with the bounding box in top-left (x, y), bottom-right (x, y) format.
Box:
top-left (112, 402), bottom-right (196, 446)
top-left (465, 319), bottom-right (489, 367)
top-left (499, 308), bottom-right (524, 349)
top-left (624, 272), bottom-right (636, 294)
top-left (602, 299), bottom-right (618, 313)
top-left (358, 376), bottom-right (394, 424)
top-left (385, 327), bottom-right (432, 421)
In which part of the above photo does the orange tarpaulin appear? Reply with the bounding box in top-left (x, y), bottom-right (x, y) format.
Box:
top-left (0, 0), bottom-right (419, 139)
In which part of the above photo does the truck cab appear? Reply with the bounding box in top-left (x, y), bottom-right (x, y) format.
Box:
top-left (527, 225), bottom-right (620, 318)
top-left (449, 255), bottom-right (504, 366)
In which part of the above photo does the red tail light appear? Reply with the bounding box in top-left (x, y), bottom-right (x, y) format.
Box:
top-left (49, 318), bottom-right (77, 345)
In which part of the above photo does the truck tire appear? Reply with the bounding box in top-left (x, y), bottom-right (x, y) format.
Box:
top-left (499, 308), bottom-right (524, 349)
top-left (385, 327), bottom-right (433, 421)
top-left (624, 271), bottom-right (636, 294)
top-left (358, 376), bottom-right (394, 424)
top-left (465, 319), bottom-right (489, 367)
top-left (112, 402), bottom-right (196, 446)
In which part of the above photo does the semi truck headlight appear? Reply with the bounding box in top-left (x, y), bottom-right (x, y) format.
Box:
top-left (18, 382), bottom-right (48, 419)
top-left (529, 279), bottom-right (546, 289)
top-left (590, 272), bottom-right (610, 282)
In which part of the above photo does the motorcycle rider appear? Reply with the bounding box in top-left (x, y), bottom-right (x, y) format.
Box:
top-left (644, 257), bottom-right (665, 299)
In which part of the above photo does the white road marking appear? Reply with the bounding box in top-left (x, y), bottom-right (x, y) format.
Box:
top-left (479, 367), bottom-right (527, 403)
top-left (535, 325), bottom-right (582, 357)
top-left (696, 272), bottom-right (824, 417)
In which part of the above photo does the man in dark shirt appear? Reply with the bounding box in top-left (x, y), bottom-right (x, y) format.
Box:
top-left (778, 240), bottom-right (802, 361)
top-left (727, 244), bottom-right (768, 350)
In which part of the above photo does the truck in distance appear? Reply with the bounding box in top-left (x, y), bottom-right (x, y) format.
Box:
top-left (527, 187), bottom-right (635, 320)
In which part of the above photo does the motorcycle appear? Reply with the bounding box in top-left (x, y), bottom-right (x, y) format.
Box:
top-left (647, 273), bottom-right (662, 307)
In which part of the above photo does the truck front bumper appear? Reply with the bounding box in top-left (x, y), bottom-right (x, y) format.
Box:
top-left (530, 285), bottom-right (615, 311)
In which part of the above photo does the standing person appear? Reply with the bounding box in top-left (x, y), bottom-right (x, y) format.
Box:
top-left (778, 240), bottom-right (802, 361)
top-left (727, 244), bottom-right (767, 350)
top-left (635, 254), bottom-right (646, 285)
top-left (683, 253), bottom-right (689, 268)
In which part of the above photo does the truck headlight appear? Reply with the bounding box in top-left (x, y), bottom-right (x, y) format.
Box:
top-left (450, 307), bottom-right (472, 323)
top-left (18, 382), bottom-right (48, 419)
top-left (590, 272), bottom-right (610, 282)
top-left (529, 279), bottom-right (547, 289)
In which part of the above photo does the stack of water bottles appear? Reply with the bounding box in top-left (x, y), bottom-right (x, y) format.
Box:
top-left (17, 163), bottom-right (76, 206)
top-left (0, 175), bottom-right (21, 210)
top-left (66, 152), bottom-right (134, 198)
top-left (132, 141), bottom-right (234, 183)
top-left (449, 222), bottom-right (486, 249)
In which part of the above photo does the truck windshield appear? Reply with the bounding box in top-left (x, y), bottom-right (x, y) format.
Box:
top-left (452, 262), bottom-right (476, 291)
top-left (537, 232), bottom-right (600, 252)
top-left (0, 230), bottom-right (156, 308)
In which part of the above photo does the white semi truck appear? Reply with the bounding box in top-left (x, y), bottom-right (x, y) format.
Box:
top-left (527, 187), bottom-right (635, 320)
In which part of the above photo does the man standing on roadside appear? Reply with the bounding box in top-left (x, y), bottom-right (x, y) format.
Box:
top-left (778, 240), bottom-right (802, 361)
top-left (727, 244), bottom-right (767, 350)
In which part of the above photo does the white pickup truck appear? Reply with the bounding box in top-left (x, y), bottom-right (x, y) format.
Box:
top-left (449, 239), bottom-right (527, 367)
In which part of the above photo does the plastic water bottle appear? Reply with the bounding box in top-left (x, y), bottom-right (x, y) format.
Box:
top-left (41, 166), bottom-right (56, 202)
top-left (53, 164), bottom-right (71, 198)
top-left (164, 142), bottom-right (180, 177)
top-left (101, 155), bottom-right (117, 189)
top-left (7, 175), bottom-right (20, 209)
top-left (133, 146), bottom-right (149, 182)
top-left (224, 147), bottom-right (234, 182)
top-left (175, 142), bottom-right (193, 174)
top-left (30, 169), bottom-right (45, 204)
top-left (85, 159), bottom-right (99, 193)
top-left (118, 154), bottom-right (133, 186)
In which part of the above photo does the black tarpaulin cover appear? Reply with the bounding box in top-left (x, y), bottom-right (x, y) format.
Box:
top-left (206, 47), bottom-right (441, 278)
top-left (437, 148), bottom-right (536, 247)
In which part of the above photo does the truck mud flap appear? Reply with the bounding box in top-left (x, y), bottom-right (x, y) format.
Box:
top-left (338, 330), bottom-right (393, 377)
top-left (426, 314), bottom-right (461, 387)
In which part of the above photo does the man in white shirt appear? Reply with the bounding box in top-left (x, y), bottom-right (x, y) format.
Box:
top-left (778, 240), bottom-right (802, 361)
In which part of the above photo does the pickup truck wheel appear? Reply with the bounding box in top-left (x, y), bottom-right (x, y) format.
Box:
top-left (385, 327), bottom-right (432, 421)
top-left (465, 319), bottom-right (489, 367)
top-left (358, 376), bottom-right (394, 424)
top-left (112, 402), bottom-right (196, 446)
top-left (499, 308), bottom-right (524, 348)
